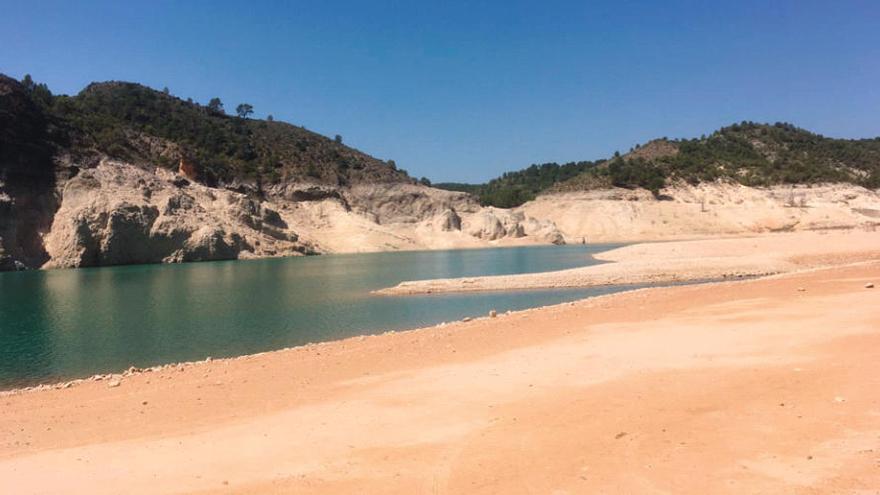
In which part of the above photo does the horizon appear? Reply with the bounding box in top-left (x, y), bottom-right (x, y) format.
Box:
top-left (2, 0), bottom-right (878, 182)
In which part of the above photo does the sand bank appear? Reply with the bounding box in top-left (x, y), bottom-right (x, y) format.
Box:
top-left (1, 253), bottom-right (879, 493)
top-left (376, 230), bottom-right (880, 295)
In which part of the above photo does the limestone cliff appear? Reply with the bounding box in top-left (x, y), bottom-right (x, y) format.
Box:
top-left (7, 160), bottom-right (563, 269)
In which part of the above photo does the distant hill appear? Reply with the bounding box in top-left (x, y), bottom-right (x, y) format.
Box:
top-left (435, 160), bottom-right (601, 208)
top-left (437, 122), bottom-right (880, 207)
top-left (1, 74), bottom-right (411, 189)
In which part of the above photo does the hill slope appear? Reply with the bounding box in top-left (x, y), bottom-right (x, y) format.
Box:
top-left (439, 122), bottom-right (880, 207)
top-left (36, 79), bottom-right (413, 188)
top-left (435, 160), bottom-right (601, 208)
top-left (0, 74), bottom-right (562, 270)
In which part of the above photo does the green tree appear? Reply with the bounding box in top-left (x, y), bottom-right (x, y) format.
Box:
top-left (20, 74), bottom-right (53, 108)
top-left (235, 103), bottom-right (254, 119)
top-left (21, 74), bottom-right (35, 91)
top-left (207, 97), bottom-right (224, 114)
top-left (334, 134), bottom-right (343, 144)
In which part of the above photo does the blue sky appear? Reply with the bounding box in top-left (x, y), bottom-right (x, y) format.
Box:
top-left (2, 1), bottom-right (878, 182)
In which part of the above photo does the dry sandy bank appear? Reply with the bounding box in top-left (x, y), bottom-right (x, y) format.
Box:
top-left (376, 229), bottom-right (880, 295)
top-left (1, 260), bottom-right (879, 493)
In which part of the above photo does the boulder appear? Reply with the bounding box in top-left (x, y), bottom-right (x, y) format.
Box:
top-left (465, 210), bottom-right (507, 240)
top-left (181, 227), bottom-right (243, 261)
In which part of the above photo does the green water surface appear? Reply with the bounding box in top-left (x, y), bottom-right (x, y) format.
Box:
top-left (0, 244), bottom-right (629, 388)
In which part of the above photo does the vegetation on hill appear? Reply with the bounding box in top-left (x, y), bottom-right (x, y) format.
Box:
top-left (1, 74), bottom-right (411, 189)
top-left (6, 73), bottom-right (879, 207)
top-left (440, 122), bottom-right (880, 207)
top-left (0, 75), bottom-right (59, 184)
top-left (435, 160), bottom-right (600, 208)
top-left (567, 122), bottom-right (880, 196)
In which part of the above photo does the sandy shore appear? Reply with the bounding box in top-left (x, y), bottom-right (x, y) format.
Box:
top-left (2, 248), bottom-right (879, 493)
top-left (376, 230), bottom-right (880, 295)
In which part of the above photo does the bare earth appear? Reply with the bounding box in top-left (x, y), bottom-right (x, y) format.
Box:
top-left (2, 235), bottom-right (880, 494)
top-left (519, 183), bottom-right (880, 243)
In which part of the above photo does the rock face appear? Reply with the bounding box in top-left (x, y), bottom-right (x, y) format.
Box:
top-left (16, 159), bottom-right (566, 270)
top-left (42, 161), bottom-right (316, 268)
top-left (10, 155), bottom-right (880, 272)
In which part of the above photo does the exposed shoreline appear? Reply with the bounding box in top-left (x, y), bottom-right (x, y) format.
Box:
top-left (2, 232), bottom-right (879, 494)
top-left (0, 275), bottom-right (662, 396)
top-left (5, 229), bottom-right (879, 394)
top-left (375, 229), bottom-right (880, 295)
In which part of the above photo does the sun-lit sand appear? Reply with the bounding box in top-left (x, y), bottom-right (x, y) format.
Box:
top-left (376, 230), bottom-right (880, 294)
top-left (2, 231), bottom-right (879, 494)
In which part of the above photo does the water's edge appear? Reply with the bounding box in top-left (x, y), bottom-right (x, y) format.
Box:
top-left (0, 279), bottom-right (713, 395)
top-left (0, 245), bottom-right (627, 388)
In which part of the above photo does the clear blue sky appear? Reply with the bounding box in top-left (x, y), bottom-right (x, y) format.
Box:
top-left (2, 1), bottom-right (878, 182)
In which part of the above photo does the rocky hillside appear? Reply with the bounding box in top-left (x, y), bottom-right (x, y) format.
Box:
top-left (5, 73), bottom-right (879, 271)
top-left (439, 122), bottom-right (880, 206)
top-left (0, 74), bottom-right (563, 270)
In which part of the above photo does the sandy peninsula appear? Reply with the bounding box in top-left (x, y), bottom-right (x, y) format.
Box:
top-left (376, 229), bottom-right (880, 295)
top-left (1, 232), bottom-right (879, 494)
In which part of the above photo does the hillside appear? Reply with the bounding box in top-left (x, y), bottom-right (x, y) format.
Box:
top-left (26, 78), bottom-right (413, 188)
top-left (0, 74), bottom-right (563, 270)
top-left (435, 160), bottom-right (601, 208)
top-left (439, 122), bottom-right (880, 207)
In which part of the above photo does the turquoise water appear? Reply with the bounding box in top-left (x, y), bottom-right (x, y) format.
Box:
top-left (0, 245), bottom-right (629, 389)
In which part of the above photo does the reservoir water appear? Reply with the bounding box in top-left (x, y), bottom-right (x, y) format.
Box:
top-left (0, 244), bottom-right (629, 389)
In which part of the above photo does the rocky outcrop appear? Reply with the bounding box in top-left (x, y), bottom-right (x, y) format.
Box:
top-left (270, 183), bottom-right (346, 204)
top-left (177, 227), bottom-right (245, 262)
top-left (3, 159), bottom-right (568, 270)
top-left (346, 183), bottom-right (479, 225)
top-left (41, 161), bottom-right (316, 268)
top-left (464, 210), bottom-right (507, 240)
top-left (22, 158), bottom-right (880, 271)
top-left (461, 208), bottom-right (562, 243)
top-left (434, 209), bottom-right (462, 232)
top-left (3, 158), bottom-right (566, 269)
